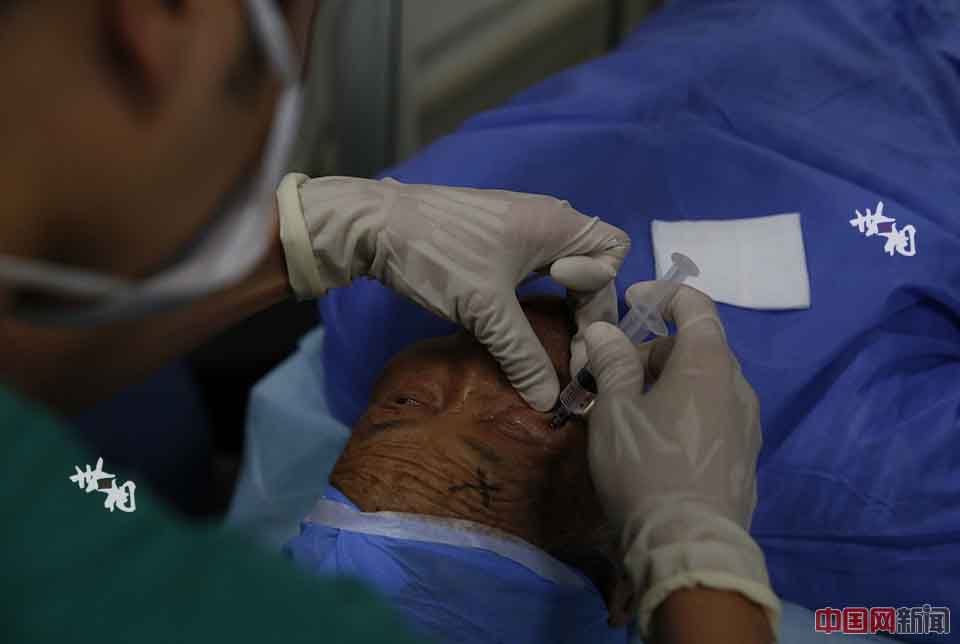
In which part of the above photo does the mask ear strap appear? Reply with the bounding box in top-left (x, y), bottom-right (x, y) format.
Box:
top-left (0, 255), bottom-right (133, 300)
top-left (244, 0), bottom-right (301, 83)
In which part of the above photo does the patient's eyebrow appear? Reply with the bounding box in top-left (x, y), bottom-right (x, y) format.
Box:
top-left (368, 419), bottom-right (419, 433)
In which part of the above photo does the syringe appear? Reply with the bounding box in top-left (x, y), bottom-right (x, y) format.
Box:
top-left (549, 252), bottom-right (700, 429)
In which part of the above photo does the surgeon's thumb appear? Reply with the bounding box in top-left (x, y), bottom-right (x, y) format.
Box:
top-left (584, 322), bottom-right (645, 394)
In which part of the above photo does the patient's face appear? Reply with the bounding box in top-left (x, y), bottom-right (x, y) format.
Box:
top-left (331, 298), bottom-right (629, 616)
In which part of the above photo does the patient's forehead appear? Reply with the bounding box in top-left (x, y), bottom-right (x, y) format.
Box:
top-left (373, 296), bottom-right (574, 396)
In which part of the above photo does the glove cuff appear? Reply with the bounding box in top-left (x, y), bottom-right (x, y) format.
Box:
top-left (278, 173), bottom-right (334, 298)
top-left (623, 503), bottom-right (782, 640)
top-left (278, 174), bottom-right (389, 299)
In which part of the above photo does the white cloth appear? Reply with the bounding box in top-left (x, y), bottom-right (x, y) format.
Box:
top-left (651, 213), bottom-right (811, 310)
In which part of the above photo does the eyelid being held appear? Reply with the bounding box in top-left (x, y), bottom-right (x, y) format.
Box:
top-left (480, 407), bottom-right (567, 447)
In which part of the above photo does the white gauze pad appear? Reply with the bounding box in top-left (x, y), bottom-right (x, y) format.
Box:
top-left (651, 213), bottom-right (811, 310)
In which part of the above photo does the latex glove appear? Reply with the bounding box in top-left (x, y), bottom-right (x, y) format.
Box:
top-left (277, 173), bottom-right (630, 411)
top-left (583, 282), bottom-right (781, 638)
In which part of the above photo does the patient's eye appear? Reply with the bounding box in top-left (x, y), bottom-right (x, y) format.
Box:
top-left (392, 395), bottom-right (421, 407)
top-left (379, 391), bottom-right (433, 412)
top-left (371, 385), bottom-right (440, 419)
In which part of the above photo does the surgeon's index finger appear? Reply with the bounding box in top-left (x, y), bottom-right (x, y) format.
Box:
top-left (472, 294), bottom-right (560, 412)
top-left (567, 280), bottom-right (619, 375)
top-left (548, 206), bottom-right (631, 275)
top-left (583, 217), bottom-right (632, 272)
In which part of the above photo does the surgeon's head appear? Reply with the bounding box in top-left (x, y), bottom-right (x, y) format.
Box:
top-left (0, 0), bottom-right (318, 280)
top-left (331, 296), bottom-right (636, 624)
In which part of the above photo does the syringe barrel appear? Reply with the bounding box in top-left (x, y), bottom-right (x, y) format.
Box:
top-left (557, 367), bottom-right (598, 416)
top-left (622, 252), bottom-right (701, 341)
top-left (619, 306), bottom-right (660, 342)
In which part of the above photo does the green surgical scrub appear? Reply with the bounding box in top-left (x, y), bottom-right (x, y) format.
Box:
top-left (0, 385), bottom-right (427, 643)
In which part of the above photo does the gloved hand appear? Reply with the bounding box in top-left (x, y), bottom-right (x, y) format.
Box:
top-left (583, 282), bottom-right (781, 638)
top-left (277, 173), bottom-right (630, 411)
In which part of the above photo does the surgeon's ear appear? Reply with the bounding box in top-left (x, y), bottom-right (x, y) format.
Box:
top-left (102, 0), bottom-right (188, 109)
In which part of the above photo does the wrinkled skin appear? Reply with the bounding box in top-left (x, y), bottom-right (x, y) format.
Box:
top-left (331, 297), bottom-right (636, 625)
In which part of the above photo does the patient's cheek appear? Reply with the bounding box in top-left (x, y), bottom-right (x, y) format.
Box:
top-left (331, 424), bottom-right (555, 541)
top-left (331, 426), bottom-right (481, 517)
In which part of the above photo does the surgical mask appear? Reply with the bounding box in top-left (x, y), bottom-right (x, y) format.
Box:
top-left (0, 0), bottom-right (303, 326)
